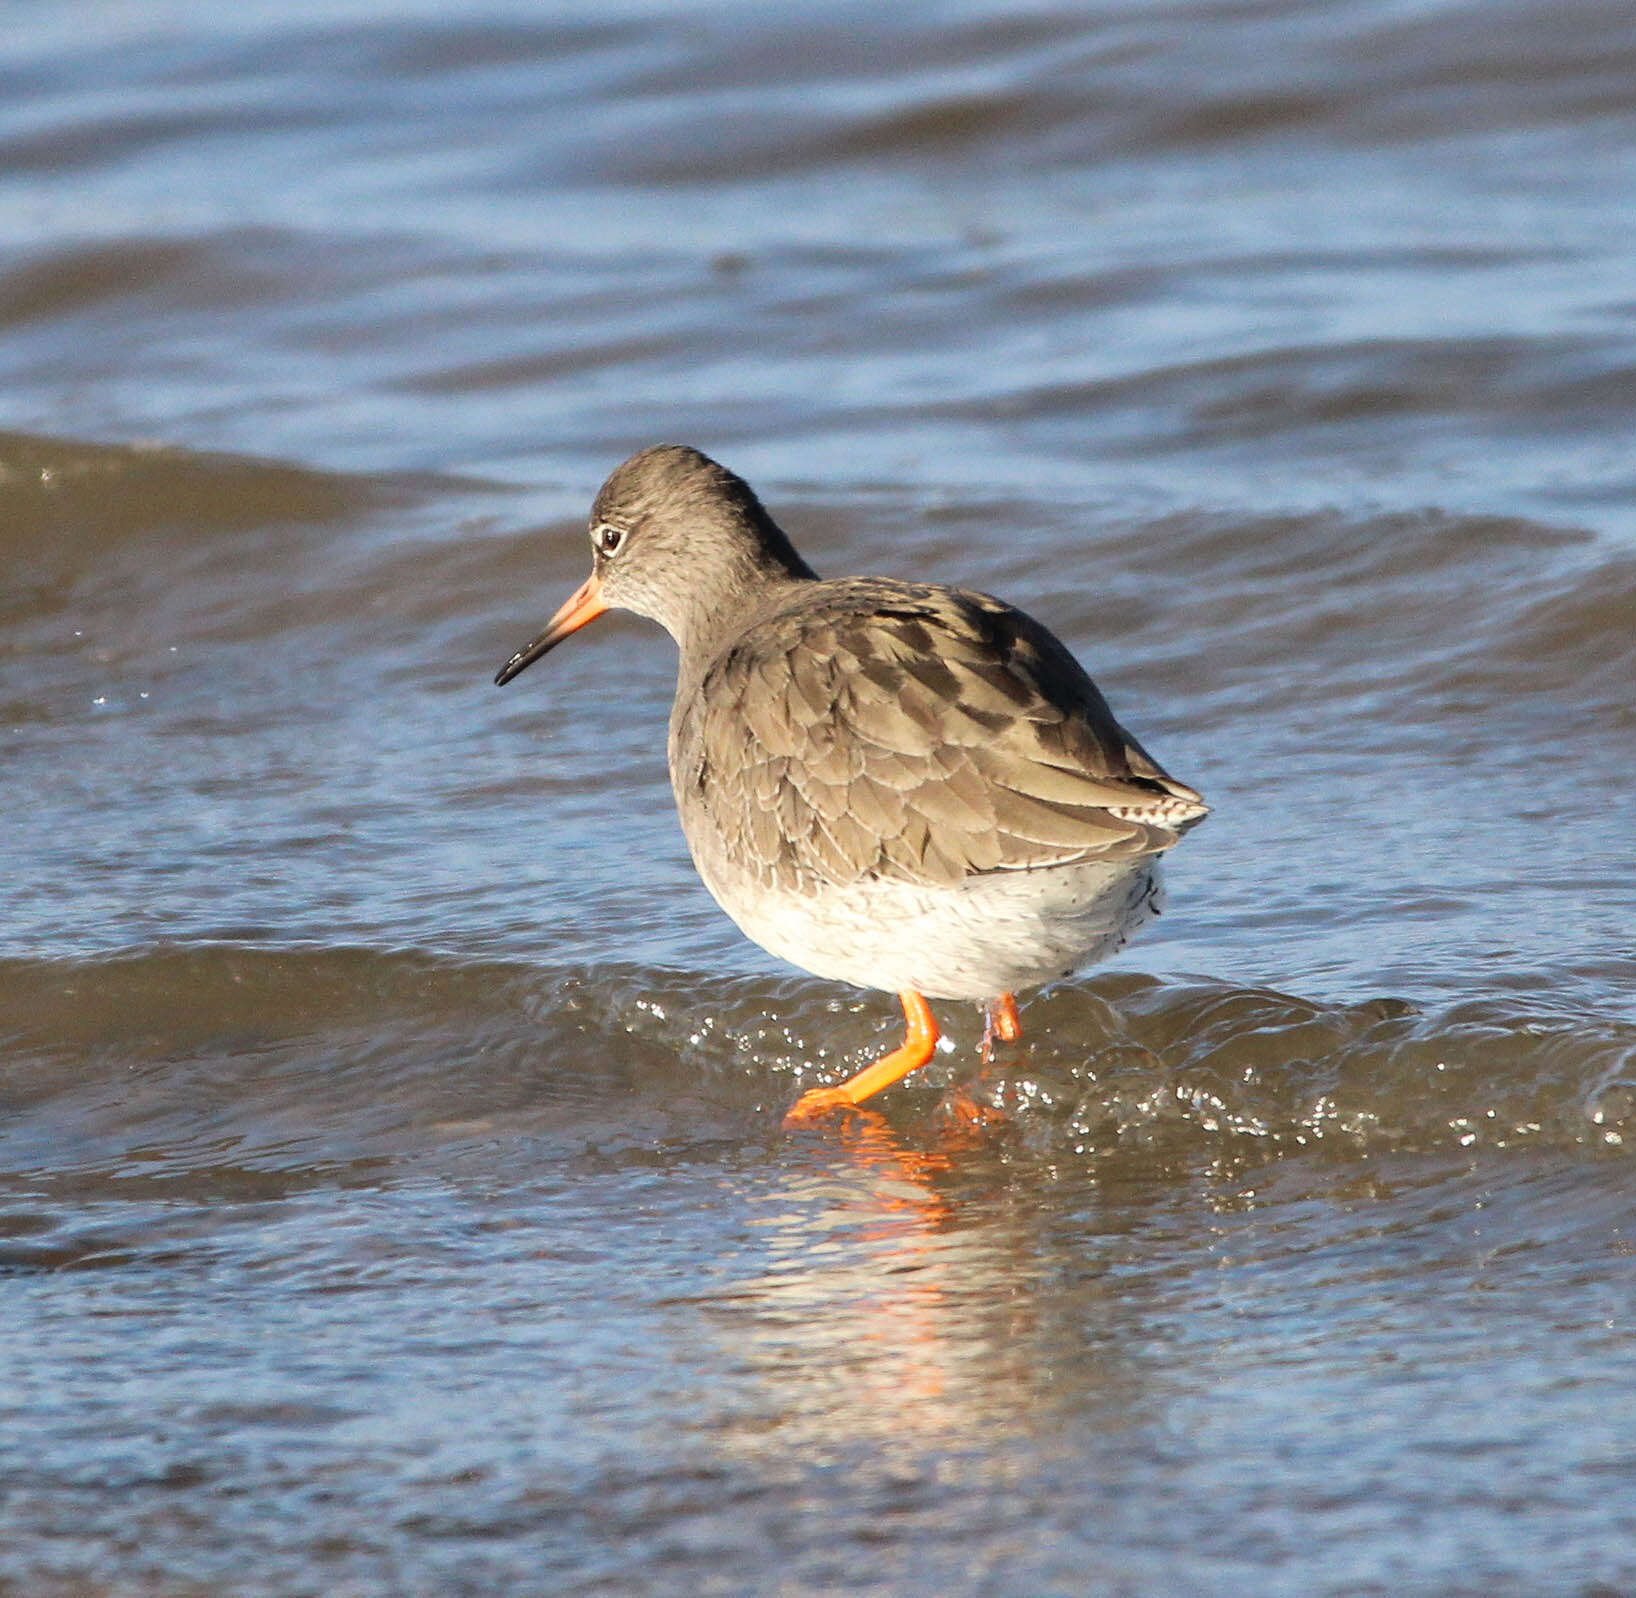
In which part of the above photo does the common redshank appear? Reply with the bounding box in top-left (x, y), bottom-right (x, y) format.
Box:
top-left (496, 446), bottom-right (1207, 1124)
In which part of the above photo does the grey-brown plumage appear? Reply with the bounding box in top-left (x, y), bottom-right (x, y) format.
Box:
top-left (496, 444), bottom-right (1207, 1116)
top-left (672, 576), bottom-right (1203, 896)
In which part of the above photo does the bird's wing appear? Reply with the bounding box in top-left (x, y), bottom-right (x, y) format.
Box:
top-left (674, 579), bottom-right (1207, 893)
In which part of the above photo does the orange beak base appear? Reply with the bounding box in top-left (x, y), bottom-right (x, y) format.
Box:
top-left (494, 572), bottom-right (608, 686)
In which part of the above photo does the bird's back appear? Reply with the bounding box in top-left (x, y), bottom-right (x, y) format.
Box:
top-left (669, 575), bottom-right (1206, 897)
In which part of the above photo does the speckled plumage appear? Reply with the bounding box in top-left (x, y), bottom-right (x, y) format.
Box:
top-left (671, 575), bottom-right (1203, 900)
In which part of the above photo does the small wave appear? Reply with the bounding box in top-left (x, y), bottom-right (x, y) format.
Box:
top-left (0, 429), bottom-right (490, 668)
top-left (1052, 502), bottom-right (1630, 737)
top-left (979, 976), bottom-right (1636, 1163)
top-left (0, 429), bottom-right (396, 543)
top-left (958, 335), bottom-right (1609, 437)
top-left (3, 947), bottom-right (1630, 1181)
top-left (1427, 551), bottom-right (1636, 729)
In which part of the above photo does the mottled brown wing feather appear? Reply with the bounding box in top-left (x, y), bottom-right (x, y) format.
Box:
top-left (673, 578), bottom-right (1206, 893)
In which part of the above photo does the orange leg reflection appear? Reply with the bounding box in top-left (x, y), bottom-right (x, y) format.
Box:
top-left (785, 1107), bottom-right (983, 1406)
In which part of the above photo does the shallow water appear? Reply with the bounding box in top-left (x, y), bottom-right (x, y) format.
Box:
top-left (4, 0), bottom-right (1636, 1591)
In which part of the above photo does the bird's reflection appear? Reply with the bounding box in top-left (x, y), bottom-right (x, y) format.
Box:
top-left (717, 1106), bottom-right (1046, 1453)
top-left (664, 1083), bottom-right (1157, 1541)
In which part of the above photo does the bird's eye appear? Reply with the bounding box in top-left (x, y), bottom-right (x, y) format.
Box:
top-left (593, 523), bottom-right (627, 558)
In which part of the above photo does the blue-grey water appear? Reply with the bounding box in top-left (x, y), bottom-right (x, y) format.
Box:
top-left (4, 1), bottom-right (1636, 1591)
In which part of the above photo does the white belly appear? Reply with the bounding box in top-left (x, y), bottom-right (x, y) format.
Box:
top-left (695, 854), bottom-right (1163, 1002)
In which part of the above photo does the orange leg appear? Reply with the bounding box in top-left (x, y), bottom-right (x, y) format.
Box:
top-left (783, 990), bottom-right (941, 1126)
top-left (980, 991), bottom-right (1023, 1061)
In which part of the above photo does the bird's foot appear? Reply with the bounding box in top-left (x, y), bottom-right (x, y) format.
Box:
top-left (782, 1085), bottom-right (863, 1127)
top-left (979, 993), bottom-right (1024, 1063)
top-left (783, 990), bottom-right (941, 1127)
top-left (942, 1085), bottom-right (1008, 1132)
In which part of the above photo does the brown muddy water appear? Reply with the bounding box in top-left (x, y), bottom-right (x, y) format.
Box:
top-left (5, 2), bottom-right (1636, 1592)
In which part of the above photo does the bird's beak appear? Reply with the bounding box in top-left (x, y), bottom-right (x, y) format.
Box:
top-left (494, 571), bottom-right (608, 686)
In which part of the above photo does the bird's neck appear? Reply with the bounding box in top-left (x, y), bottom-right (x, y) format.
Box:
top-left (671, 564), bottom-right (811, 696)
top-left (666, 507), bottom-right (817, 680)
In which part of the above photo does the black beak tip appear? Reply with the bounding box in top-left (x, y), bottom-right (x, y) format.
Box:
top-left (494, 633), bottom-right (554, 687)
